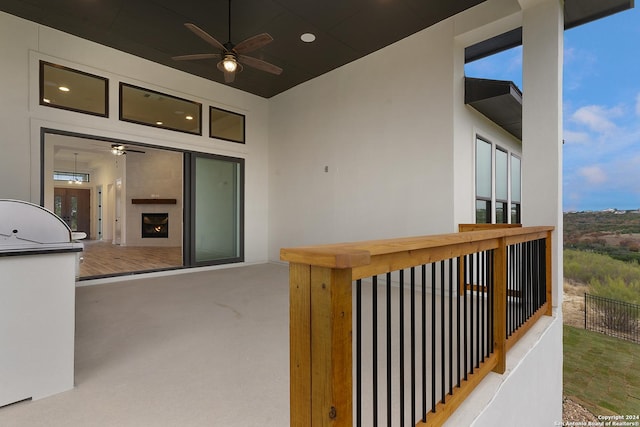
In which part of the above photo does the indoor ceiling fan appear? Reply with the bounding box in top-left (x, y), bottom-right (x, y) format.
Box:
top-left (110, 144), bottom-right (145, 156)
top-left (172, 0), bottom-right (283, 83)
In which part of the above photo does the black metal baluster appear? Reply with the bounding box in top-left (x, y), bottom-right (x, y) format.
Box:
top-left (463, 255), bottom-right (468, 380)
top-left (542, 239), bottom-right (547, 306)
top-left (431, 263), bottom-right (436, 413)
top-left (373, 276), bottom-right (379, 427)
top-left (531, 241), bottom-right (536, 314)
top-left (474, 253), bottom-right (482, 368)
top-left (399, 270), bottom-right (405, 427)
top-left (421, 264), bottom-right (427, 422)
top-left (506, 246), bottom-right (511, 337)
top-left (540, 239), bottom-right (545, 308)
top-left (440, 261), bottom-right (446, 404)
top-left (523, 242), bottom-right (529, 326)
top-left (524, 242), bottom-right (529, 322)
top-left (356, 279), bottom-right (362, 427)
top-left (456, 257), bottom-right (462, 387)
top-left (448, 258), bottom-right (453, 396)
top-left (386, 272), bottom-right (392, 427)
top-left (410, 267), bottom-right (416, 427)
top-left (469, 254), bottom-right (474, 374)
top-left (480, 251), bottom-right (485, 361)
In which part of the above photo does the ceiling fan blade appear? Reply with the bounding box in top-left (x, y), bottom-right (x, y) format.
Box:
top-left (184, 23), bottom-right (225, 51)
top-left (238, 55), bottom-right (283, 75)
top-left (127, 148), bottom-right (146, 154)
top-left (223, 70), bottom-right (236, 83)
top-left (172, 53), bottom-right (221, 61)
top-left (233, 33), bottom-right (274, 54)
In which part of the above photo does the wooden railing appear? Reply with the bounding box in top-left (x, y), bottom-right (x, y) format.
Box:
top-left (281, 225), bottom-right (553, 427)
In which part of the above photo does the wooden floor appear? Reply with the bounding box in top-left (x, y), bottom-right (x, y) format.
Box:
top-left (79, 240), bottom-right (182, 278)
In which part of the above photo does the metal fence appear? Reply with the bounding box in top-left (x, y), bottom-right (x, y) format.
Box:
top-left (585, 293), bottom-right (640, 344)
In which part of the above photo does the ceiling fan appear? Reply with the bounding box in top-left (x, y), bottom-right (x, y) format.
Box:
top-left (111, 144), bottom-right (145, 156)
top-left (172, 0), bottom-right (282, 83)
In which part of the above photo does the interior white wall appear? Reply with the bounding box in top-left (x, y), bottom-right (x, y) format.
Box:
top-left (0, 11), bottom-right (270, 263)
top-left (87, 147), bottom-right (121, 241)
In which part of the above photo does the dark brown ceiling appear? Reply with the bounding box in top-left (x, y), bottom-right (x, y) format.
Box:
top-left (0, 0), bottom-right (486, 98)
top-left (0, 0), bottom-right (633, 98)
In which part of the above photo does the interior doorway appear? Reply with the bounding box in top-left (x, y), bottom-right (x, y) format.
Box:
top-left (54, 187), bottom-right (91, 236)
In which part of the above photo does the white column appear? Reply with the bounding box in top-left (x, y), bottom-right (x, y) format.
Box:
top-left (519, 0), bottom-right (563, 309)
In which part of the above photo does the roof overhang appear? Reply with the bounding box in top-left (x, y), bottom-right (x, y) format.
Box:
top-left (465, 0), bottom-right (634, 63)
top-left (465, 77), bottom-right (522, 140)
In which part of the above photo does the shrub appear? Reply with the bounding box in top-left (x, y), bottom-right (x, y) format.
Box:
top-left (564, 249), bottom-right (640, 304)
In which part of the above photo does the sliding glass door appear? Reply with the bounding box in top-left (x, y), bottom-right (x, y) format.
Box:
top-left (43, 129), bottom-right (244, 279)
top-left (186, 153), bottom-right (244, 265)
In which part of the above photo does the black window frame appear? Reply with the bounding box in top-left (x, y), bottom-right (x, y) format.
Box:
top-left (39, 60), bottom-right (109, 117)
top-left (209, 106), bottom-right (246, 144)
top-left (119, 82), bottom-right (202, 136)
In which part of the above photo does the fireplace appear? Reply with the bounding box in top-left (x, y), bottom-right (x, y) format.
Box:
top-left (141, 213), bottom-right (168, 238)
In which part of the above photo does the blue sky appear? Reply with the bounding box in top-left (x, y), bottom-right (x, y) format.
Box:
top-left (465, 7), bottom-right (640, 212)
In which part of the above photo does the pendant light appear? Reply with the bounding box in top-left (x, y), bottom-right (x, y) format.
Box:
top-left (69, 153), bottom-right (82, 185)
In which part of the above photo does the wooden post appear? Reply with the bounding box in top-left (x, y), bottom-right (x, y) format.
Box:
top-left (493, 237), bottom-right (507, 374)
top-left (290, 263), bottom-right (312, 426)
top-left (290, 263), bottom-right (353, 427)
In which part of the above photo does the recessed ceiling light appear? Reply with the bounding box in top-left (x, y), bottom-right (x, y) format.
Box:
top-left (58, 86), bottom-right (70, 92)
top-left (301, 33), bottom-right (316, 43)
top-left (185, 115), bottom-right (193, 120)
top-left (156, 121), bottom-right (163, 125)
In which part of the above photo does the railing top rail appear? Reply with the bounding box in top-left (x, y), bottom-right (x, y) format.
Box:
top-left (280, 226), bottom-right (554, 269)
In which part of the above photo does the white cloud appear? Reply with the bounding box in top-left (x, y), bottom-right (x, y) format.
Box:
top-left (571, 105), bottom-right (622, 133)
top-left (579, 165), bottom-right (607, 185)
top-left (563, 130), bottom-right (590, 145)
top-left (563, 46), bottom-right (597, 91)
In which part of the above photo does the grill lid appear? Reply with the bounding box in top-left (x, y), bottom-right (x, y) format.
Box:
top-left (0, 199), bottom-right (73, 247)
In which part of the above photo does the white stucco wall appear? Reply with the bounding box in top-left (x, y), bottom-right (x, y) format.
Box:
top-left (268, 19), bottom-right (458, 259)
top-left (0, 10), bottom-right (270, 264)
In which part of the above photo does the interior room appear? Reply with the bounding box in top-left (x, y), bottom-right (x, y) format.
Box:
top-left (44, 133), bottom-right (184, 277)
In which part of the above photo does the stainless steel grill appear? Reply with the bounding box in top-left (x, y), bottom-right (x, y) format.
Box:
top-left (0, 199), bottom-right (84, 253)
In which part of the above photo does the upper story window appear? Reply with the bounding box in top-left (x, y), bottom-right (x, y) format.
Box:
top-left (40, 61), bottom-right (108, 117)
top-left (495, 148), bottom-right (508, 223)
top-left (475, 136), bottom-right (521, 224)
top-left (511, 154), bottom-right (521, 223)
top-left (475, 137), bottom-right (492, 224)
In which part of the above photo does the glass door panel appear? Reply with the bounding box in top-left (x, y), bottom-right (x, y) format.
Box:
top-left (192, 154), bottom-right (243, 264)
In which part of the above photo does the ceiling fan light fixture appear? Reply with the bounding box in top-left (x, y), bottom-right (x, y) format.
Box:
top-left (111, 144), bottom-right (126, 156)
top-left (222, 54), bottom-right (238, 72)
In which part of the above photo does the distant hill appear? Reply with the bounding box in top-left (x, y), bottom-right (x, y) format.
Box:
top-left (564, 210), bottom-right (640, 263)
